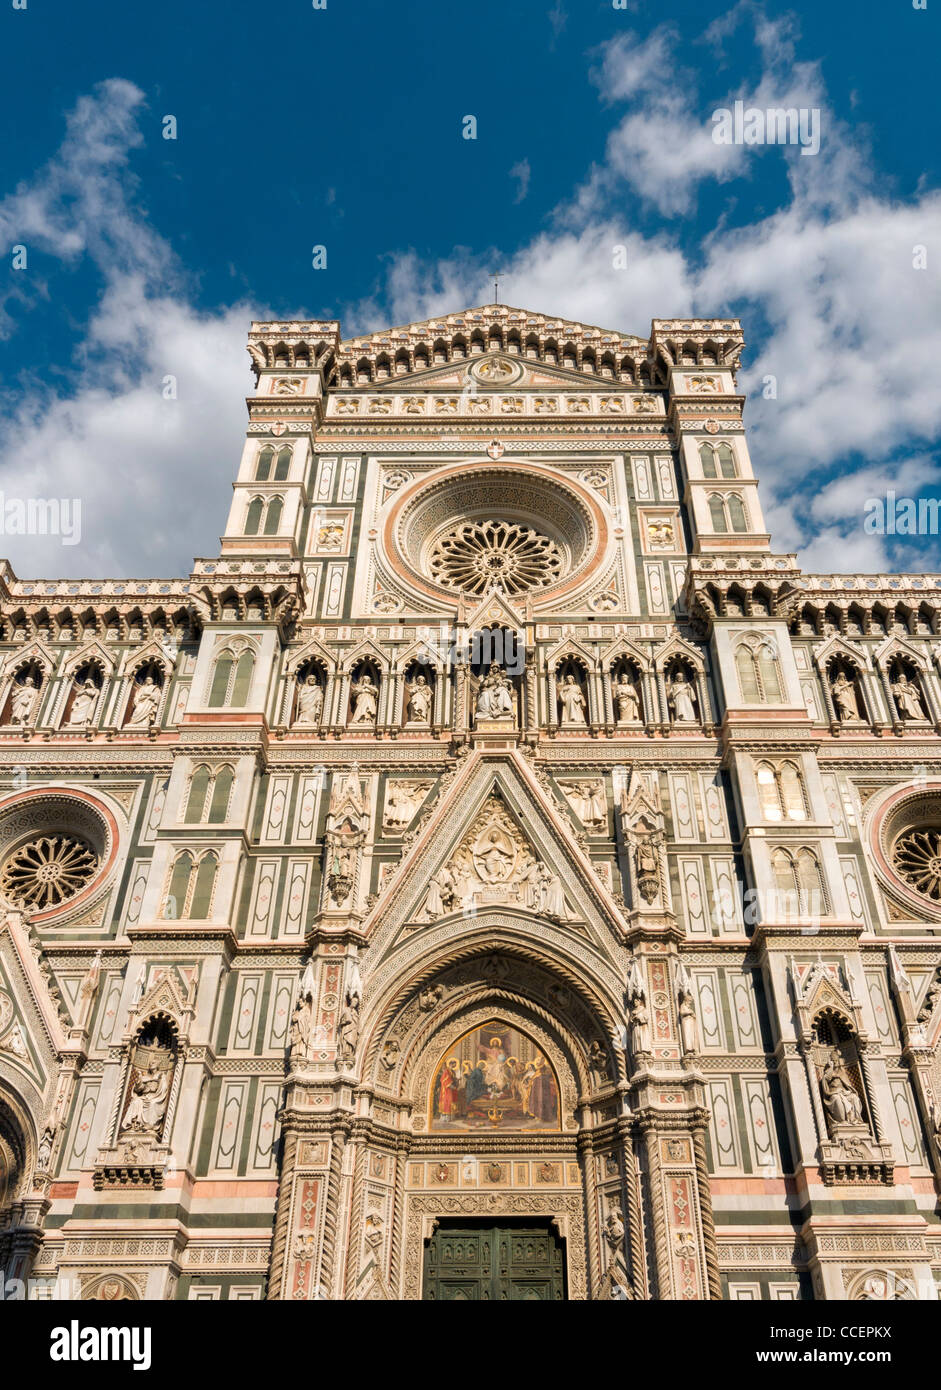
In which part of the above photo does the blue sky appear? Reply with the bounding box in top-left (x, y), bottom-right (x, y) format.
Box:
top-left (0, 0), bottom-right (939, 578)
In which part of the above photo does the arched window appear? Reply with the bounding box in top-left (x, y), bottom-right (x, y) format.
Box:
top-left (255, 446), bottom-right (274, 482)
top-left (709, 495), bottom-right (728, 532)
top-left (207, 647), bottom-right (255, 707)
top-left (699, 442), bottom-right (718, 478)
top-left (735, 640), bottom-right (783, 702)
top-left (771, 847), bottom-right (826, 920)
top-left (244, 496), bottom-right (264, 536)
top-left (231, 649), bottom-right (255, 706)
top-left (190, 852), bottom-right (218, 919)
top-left (208, 652), bottom-right (233, 707)
top-left (771, 848), bottom-right (800, 918)
top-left (184, 765), bottom-right (211, 821)
top-left (273, 446), bottom-right (291, 482)
top-left (756, 762), bottom-right (806, 822)
top-left (163, 851), bottom-right (194, 919)
top-left (162, 849), bottom-right (218, 920)
top-left (727, 495), bottom-right (748, 532)
top-left (717, 443), bottom-right (736, 478)
top-left (207, 765), bottom-right (234, 823)
top-left (262, 496), bottom-right (283, 536)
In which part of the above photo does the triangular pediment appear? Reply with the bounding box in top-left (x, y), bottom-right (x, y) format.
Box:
top-left (341, 304), bottom-right (645, 351)
top-left (464, 589), bottom-right (528, 631)
top-left (364, 751), bottom-right (627, 962)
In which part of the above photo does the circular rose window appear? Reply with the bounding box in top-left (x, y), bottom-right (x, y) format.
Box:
top-left (384, 464), bottom-right (606, 605)
top-left (0, 789), bottom-right (119, 921)
top-left (892, 827), bottom-right (941, 902)
top-left (0, 833), bottom-right (99, 910)
top-left (429, 519), bottom-right (563, 596)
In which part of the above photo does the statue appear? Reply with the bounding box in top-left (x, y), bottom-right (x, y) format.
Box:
top-left (126, 675), bottom-right (161, 729)
top-left (667, 670), bottom-right (697, 723)
top-left (120, 1060), bottom-right (172, 1137)
top-left (589, 1039), bottom-right (611, 1084)
top-left (634, 836), bottom-right (660, 904)
top-left (613, 674), bottom-right (640, 723)
top-left (474, 662), bottom-right (514, 721)
top-left (404, 673), bottom-right (433, 725)
top-left (425, 865), bottom-right (457, 919)
top-left (327, 845), bottom-right (355, 906)
top-left (337, 987), bottom-right (360, 1066)
top-left (830, 670), bottom-right (862, 721)
top-left (67, 677), bottom-right (100, 727)
top-left (295, 674), bottom-right (324, 726)
top-left (36, 1124), bottom-right (56, 1172)
top-left (891, 673), bottom-right (925, 721)
top-left (676, 963), bottom-right (699, 1054)
top-left (820, 1048), bottom-right (865, 1126)
top-left (534, 861), bottom-right (566, 919)
top-left (349, 674), bottom-right (378, 725)
top-left (557, 673), bottom-right (587, 725)
top-left (10, 675), bottom-right (39, 725)
top-left (627, 958), bottom-right (649, 1056)
top-left (290, 989), bottom-right (313, 1063)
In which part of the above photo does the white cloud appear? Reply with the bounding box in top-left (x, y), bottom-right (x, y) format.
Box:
top-left (0, 81), bottom-right (259, 579)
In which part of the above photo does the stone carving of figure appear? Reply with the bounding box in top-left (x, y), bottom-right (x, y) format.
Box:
top-left (589, 1039), bottom-right (611, 1084)
top-left (891, 673), bottom-right (926, 721)
top-left (820, 1048), bottom-right (865, 1126)
top-left (676, 963), bottom-right (699, 1055)
top-left (120, 1061), bottom-right (171, 1136)
top-left (295, 674), bottom-right (323, 726)
top-left (126, 675), bottom-right (161, 729)
top-left (667, 670), bottom-right (697, 723)
top-left (290, 989), bottom-right (313, 1064)
top-left (10, 676), bottom-right (39, 725)
top-left (565, 780), bottom-right (606, 829)
top-left (36, 1124), bottom-right (56, 1172)
top-left (67, 677), bottom-right (100, 727)
top-left (634, 837), bottom-right (660, 904)
top-left (425, 864), bottom-right (456, 919)
top-left (349, 674), bottom-right (378, 725)
top-left (613, 674), bottom-right (640, 723)
top-left (475, 662), bottom-right (514, 721)
top-left (831, 670), bottom-right (862, 722)
top-left (405, 673), bottom-right (433, 725)
top-left (557, 673), bottom-right (587, 725)
top-left (535, 861), bottom-right (566, 919)
top-left (337, 987), bottom-right (360, 1066)
top-left (627, 958), bottom-right (649, 1056)
top-left (327, 845), bottom-right (355, 905)
top-left (384, 783), bottom-right (411, 831)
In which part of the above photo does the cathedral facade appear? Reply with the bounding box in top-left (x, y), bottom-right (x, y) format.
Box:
top-left (1, 304), bottom-right (940, 1302)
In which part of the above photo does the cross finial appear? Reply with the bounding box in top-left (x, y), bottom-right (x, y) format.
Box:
top-left (490, 271), bottom-right (503, 304)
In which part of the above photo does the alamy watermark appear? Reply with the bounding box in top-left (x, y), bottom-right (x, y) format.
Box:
top-left (712, 99), bottom-right (821, 156)
top-left (864, 491), bottom-right (940, 536)
top-left (0, 494), bottom-right (82, 546)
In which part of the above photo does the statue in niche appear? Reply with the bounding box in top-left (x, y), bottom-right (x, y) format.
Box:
top-left (10, 675), bottom-right (39, 725)
top-left (120, 1048), bottom-right (172, 1138)
top-left (666, 670), bottom-right (697, 723)
top-left (67, 676), bottom-right (100, 727)
top-left (633, 835), bottom-right (661, 905)
top-left (820, 1047), bottom-right (865, 1126)
top-left (295, 673), bottom-right (324, 726)
top-left (613, 674), bottom-right (640, 723)
top-left (473, 662), bottom-right (514, 722)
top-left (349, 673), bottom-right (379, 725)
top-left (532, 861), bottom-right (566, 919)
top-left (404, 673), bottom-right (433, 725)
top-left (327, 845), bottom-right (356, 907)
top-left (627, 959), bottom-right (649, 1056)
top-left (126, 674), bottom-right (162, 729)
top-left (557, 673), bottom-right (587, 725)
top-left (830, 669), bottom-right (862, 721)
top-left (891, 671), bottom-right (926, 721)
top-left (337, 986), bottom-right (360, 1066)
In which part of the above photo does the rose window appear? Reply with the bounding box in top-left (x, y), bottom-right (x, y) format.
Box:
top-left (428, 520), bottom-right (563, 596)
top-left (892, 828), bottom-right (941, 902)
top-left (0, 833), bottom-right (100, 910)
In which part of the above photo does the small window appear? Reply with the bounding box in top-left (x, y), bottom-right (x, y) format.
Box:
top-left (273, 447), bottom-right (291, 482)
top-left (255, 447), bottom-right (274, 482)
top-left (728, 495), bottom-right (748, 532)
top-left (231, 650), bottom-right (255, 706)
top-left (717, 443), bottom-right (736, 478)
top-left (699, 442), bottom-right (717, 478)
top-left (208, 654), bottom-right (233, 708)
top-left (263, 496), bottom-right (283, 536)
top-left (185, 765), bottom-right (211, 821)
top-left (207, 766), bottom-right (234, 823)
top-left (709, 495), bottom-right (728, 532)
top-left (245, 497), bottom-right (264, 536)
